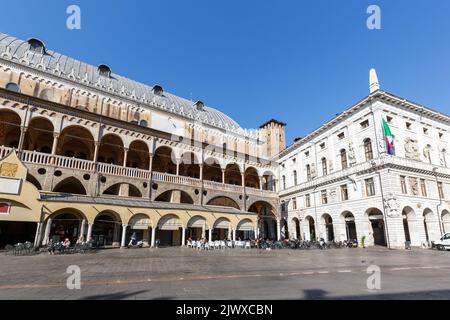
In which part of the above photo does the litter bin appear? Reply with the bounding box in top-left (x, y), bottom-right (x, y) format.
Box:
top-left (405, 241), bottom-right (411, 250)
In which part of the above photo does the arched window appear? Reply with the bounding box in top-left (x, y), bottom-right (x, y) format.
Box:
top-left (194, 101), bottom-right (205, 111)
top-left (340, 149), bottom-right (348, 169)
top-left (152, 85), bottom-right (163, 96)
top-left (5, 82), bottom-right (20, 93)
top-left (98, 64), bottom-right (112, 77)
top-left (28, 38), bottom-right (45, 54)
top-left (282, 175), bottom-right (286, 190)
top-left (306, 164), bottom-right (311, 181)
top-left (364, 138), bottom-right (373, 161)
top-left (321, 157), bottom-right (327, 175)
top-left (293, 170), bottom-right (297, 185)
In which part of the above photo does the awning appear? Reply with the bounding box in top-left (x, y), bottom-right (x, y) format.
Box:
top-left (214, 218), bottom-right (231, 229)
top-left (237, 220), bottom-right (253, 231)
top-left (158, 215), bottom-right (182, 230)
top-left (188, 216), bottom-right (206, 228)
top-left (129, 214), bottom-right (152, 230)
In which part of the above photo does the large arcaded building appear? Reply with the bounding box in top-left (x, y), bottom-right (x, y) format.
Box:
top-left (0, 33), bottom-right (284, 248)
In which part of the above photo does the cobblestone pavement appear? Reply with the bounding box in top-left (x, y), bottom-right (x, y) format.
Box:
top-left (0, 247), bottom-right (450, 300)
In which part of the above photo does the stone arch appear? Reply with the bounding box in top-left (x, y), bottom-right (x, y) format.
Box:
top-left (52, 177), bottom-right (87, 195)
top-left (442, 210), bottom-right (450, 234)
top-left (423, 208), bottom-right (440, 244)
top-left (291, 217), bottom-right (301, 240)
top-left (366, 207), bottom-right (386, 246)
top-left (26, 173), bottom-right (42, 190)
top-left (154, 189), bottom-right (194, 204)
top-left (207, 196), bottom-right (240, 210)
top-left (103, 183), bottom-right (142, 197)
top-left (45, 208), bottom-right (87, 244)
top-left (0, 109), bottom-right (21, 148)
top-left (152, 146), bottom-right (176, 174)
top-left (23, 116), bottom-right (54, 153)
top-left (156, 214), bottom-right (183, 246)
top-left (97, 133), bottom-right (124, 165)
top-left (402, 206), bottom-right (416, 245)
top-left (57, 125), bottom-right (95, 160)
top-left (320, 213), bottom-right (334, 241)
top-left (304, 215), bottom-right (316, 241)
top-left (187, 215), bottom-right (207, 240)
top-left (244, 166), bottom-right (260, 189)
top-left (127, 140), bottom-right (149, 170)
top-left (224, 163), bottom-right (241, 185)
top-left (203, 157), bottom-right (222, 182)
top-left (179, 151), bottom-right (200, 178)
top-left (249, 200), bottom-right (277, 240)
top-left (212, 217), bottom-right (232, 240)
top-left (341, 211), bottom-right (357, 242)
top-left (92, 210), bottom-right (123, 247)
top-left (262, 170), bottom-right (276, 191)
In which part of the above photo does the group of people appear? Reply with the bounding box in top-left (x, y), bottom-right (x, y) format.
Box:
top-left (47, 236), bottom-right (93, 254)
top-left (186, 237), bottom-right (252, 250)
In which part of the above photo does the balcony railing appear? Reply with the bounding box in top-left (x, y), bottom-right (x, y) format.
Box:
top-left (152, 172), bottom-right (202, 187)
top-left (0, 146), bottom-right (279, 198)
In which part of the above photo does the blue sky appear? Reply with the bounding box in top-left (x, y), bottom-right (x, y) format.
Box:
top-left (1, 0), bottom-right (450, 144)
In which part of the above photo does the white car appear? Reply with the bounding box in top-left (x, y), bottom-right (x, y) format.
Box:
top-left (433, 233), bottom-right (450, 251)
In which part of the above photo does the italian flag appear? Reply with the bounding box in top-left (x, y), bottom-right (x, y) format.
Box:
top-left (382, 118), bottom-right (395, 156)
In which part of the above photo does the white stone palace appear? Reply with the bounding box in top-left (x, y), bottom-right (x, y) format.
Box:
top-left (278, 70), bottom-right (450, 249)
top-left (0, 32), bottom-right (448, 249)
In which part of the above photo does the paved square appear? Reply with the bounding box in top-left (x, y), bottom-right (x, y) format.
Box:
top-left (1, 247), bottom-right (450, 300)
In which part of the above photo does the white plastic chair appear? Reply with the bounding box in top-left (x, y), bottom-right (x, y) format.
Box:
top-left (245, 241), bottom-right (251, 249)
top-left (220, 240), bottom-right (226, 249)
top-left (196, 241), bottom-right (202, 250)
top-left (214, 240), bottom-right (220, 250)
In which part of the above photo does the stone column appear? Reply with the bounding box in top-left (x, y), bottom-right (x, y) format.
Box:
top-left (176, 159), bottom-right (180, 176)
top-left (241, 173), bottom-right (245, 187)
top-left (181, 227), bottom-right (186, 246)
top-left (276, 219), bottom-right (281, 241)
top-left (232, 229), bottom-right (236, 241)
top-left (93, 141), bottom-right (99, 162)
top-left (42, 218), bottom-right (52, 246)
top-left (121, 224), bottom-right (127, 248)
top-left (33, 222), bottom-right (43, 247)
top-left (202, 222), bottom-right (206, 239)
top-left (80, 219), bottom-right (87, 241)
top-left (50, 133), bottom-right (59, 164)
top-left (18, 126), bottom-right (27, 152)
top-left (199, 164), bottom-right (203, 180)
top-left (123, 148), bottom-right (129, 167)
top-left (208, 228), bottom-right (212, 242)
top-left (222, 169), bottom-right (225, 184)
top-left (86, 223), bottom-right (93, 242)
top-left (151, 227), bottom-right (156, 247)
top-left (259, 176), bottom-right (263, 190)
top-left (148, 153), bottom-right (153, 171)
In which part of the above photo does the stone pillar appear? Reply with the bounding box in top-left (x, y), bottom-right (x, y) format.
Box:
top-left (202, 222), bottom-right (206, 239)
top-left (232, 229), bottom-right (236, 241)
top-left (121, 224), bottom-right (127, 248)
top-left (259, 176), bottom-right (263, 190)
top-left (93, 141), bottom-right (99, 162)
top-left (151, 227), bottom-right (156, 247)
top-left (18, 126), bottom-right (27, 152)
top-left (80, 219), bottom-right (87, 241)
top-left (181, 227), bottom-right (186, 246)
top-left (148, 153), bottom-right (153, 171)
top-left (199, 164), bottom-right (203, 180)
top-left (86, 223), bottom-right (93, 242)
top-left (123, 148), bottom-right (128, 167)
top-left (222, 169), bottom-right (225, 184)
top-left (241, 173), bottom-right (245, 187)
top-left (208, 228), bottom-right (212, 241)
top-left (176, 159), bottom-right (180, 176)
top-left (276, 219), bottom-right (281, 241)
top-left (33, 222), bottom-right (43, 247)
top-left (42, 218), bottom-right (52, 246)
top-left (50, 133), bottom-right (59, 164)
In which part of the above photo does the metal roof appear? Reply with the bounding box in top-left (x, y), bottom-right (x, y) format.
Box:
top-left (0, 33), bottom-right (245, 133)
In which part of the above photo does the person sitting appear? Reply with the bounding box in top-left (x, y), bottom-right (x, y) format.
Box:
top-left (63, 238), bottom-right (71, 249)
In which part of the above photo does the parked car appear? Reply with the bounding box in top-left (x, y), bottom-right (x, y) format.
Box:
top-left (432, 233), bottom-right (450, 251)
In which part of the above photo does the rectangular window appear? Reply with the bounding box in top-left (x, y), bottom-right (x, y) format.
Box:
top-left (423, 127), bottom-right (429, 135)
top-left (387, 116), bottom-right (393, 124)
top-left (320, 142), bottom-right (326, 149)
top-left (420, 179), bottom-right (427, 197)
top-left (438, 182), bottom-right (444, 199)
top-left (365, 178), bottom-right (376, 197)
top-left (338, 132), bottom-right (345, 140)
top-left (341, 184), bottom-right (349, 201)
top-left (321, 190), bottom-right (328, 204)
top-left (400, 176), bottom-right (407, 194)
top-left (305, 194), bottom-right (311, 208)
top-left (406, 122), bottom-right (412, 130)
top-left (360, 120), bottom-right (369, 129)
top-left (292, 198), bottom-right (297, 210)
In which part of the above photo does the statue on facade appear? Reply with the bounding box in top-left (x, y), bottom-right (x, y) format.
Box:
top-left (310, 163), bottom-right (317, 179)
top-left (384, 193), bottom-right (400, 218)
top-left (439, 148), bottom-right (447, 167)
top-left (409, 177), bottom-right (419, 195)
top-left (404, 138), bottom-right (420, 160)
top-left (328, 159), bottom-right (334, 173)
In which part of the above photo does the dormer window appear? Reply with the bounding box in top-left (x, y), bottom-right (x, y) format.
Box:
top-left (152, 85), bottom-right (163, 96)
top-left (27, 38), bottom-right (45, 54)
top-left (194, 101), bottom-right (205, 111)
top-left (5, 82), bottom-right (20, 93)
top-left (98, 64), bottom-right (112, 77)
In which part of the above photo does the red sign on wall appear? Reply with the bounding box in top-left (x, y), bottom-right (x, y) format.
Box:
top-left (0, 202), bottom-right (11, 214)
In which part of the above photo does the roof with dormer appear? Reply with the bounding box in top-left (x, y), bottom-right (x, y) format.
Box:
top-left (0, 33), bottom-right (248, 134)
